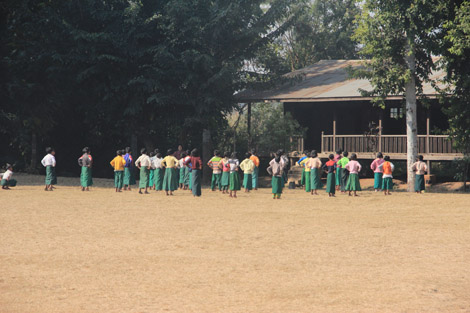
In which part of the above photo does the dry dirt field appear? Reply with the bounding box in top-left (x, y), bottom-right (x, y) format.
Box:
top-left (1, 174), bottom-right (470, 313)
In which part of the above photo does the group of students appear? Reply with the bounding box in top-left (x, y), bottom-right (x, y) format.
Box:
top-left (297, 149), bottom-right (428, 196)
top-left (109, 147), bottom-right (262, 198)
top-left (1, 145), bottom-right (429, 197)
top-left (109, 147), bottom-right (202, 196)
top-left (297, 149), bottom-right (368, 197)
top-left (206, 150), bottom-right (261, 197)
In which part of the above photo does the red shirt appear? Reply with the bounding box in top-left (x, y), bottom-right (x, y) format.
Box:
top-left (185, 156), bottom-right (202, 170)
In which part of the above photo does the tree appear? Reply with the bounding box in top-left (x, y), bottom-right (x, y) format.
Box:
top-left (217, 102), bottom-right (306, 156)
top-left (440, 0), bottom-right (470, 191)
top-left (254, 0), bottom-right (361, 73)
top-left (352, 0), bottom-right (444, 191)
top-left (1, 0), bottom-right (298, 178)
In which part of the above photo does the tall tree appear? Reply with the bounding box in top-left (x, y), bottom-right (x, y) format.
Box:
top-left (353, 0), bottom-right (444, 191)
top-left (440, 0), bottom-right (470, 191)
top-left (441, 0), bottom-right (470, 155)
top-left (1, 0), bottom-right (297, 177)
top-left (255, 0), bottom-right (361, 73)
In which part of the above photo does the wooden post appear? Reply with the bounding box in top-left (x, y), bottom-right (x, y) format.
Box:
top-left (247, 103), bottom-right (252, 148)
top-left (321, 131), bottom-right (324, 153)
top-left (378, 111), bottom-right (383, 152)
top-left (426, 110), bottom-right (431, 174)
top-left (426, 110), bottom-right (430, 154)
top-left (333, 112), bottom-right (337, 151)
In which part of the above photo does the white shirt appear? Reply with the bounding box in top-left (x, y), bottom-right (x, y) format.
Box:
top-left (2, 170), bottom-right (13, 180)
top-left (228, 159), bottom-right (239, 173)
top-left (153, 157), bottom-right (163, 169)
top-left (149, 156), bottom-right (157, 169)
top-left (179, 159), bottom-right (185, 168)
top-left (135, 154), bottom-right (151, 167)
top-left (41, 154), bottom-right (56, 167)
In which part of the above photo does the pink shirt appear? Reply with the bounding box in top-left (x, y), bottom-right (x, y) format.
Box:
top-left (345, 160), bottom-right (362, 174)
top-left (370, 158), bottom-right (384, 173)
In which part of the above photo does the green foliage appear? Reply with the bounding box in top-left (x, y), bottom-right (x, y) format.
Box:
top-left (254, 0), bottom-right (361, 74)
top-left (440, 0), bottom-right (470, 155)
top-left (216, 102), bottom-right (306, 155)
top-left (452, 157), bottom-right (470, 191)
top-left (351, 0), bottom-right (445, 107)
top-left (1, 0), bottom-right (296, 176)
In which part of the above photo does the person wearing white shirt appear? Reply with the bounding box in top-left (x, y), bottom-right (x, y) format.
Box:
top-left (135, 148), bottom-right (151, 194)
top-left (153, 152), bottom-right (164, 191)
top-left (41, 147), bottom-right (57, 191)
top-left (1, 164), bottom-right (17, 189)
top-left (149, 152), bottom-right (157, 190)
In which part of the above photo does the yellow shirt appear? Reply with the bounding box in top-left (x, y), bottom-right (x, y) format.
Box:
top-left (110, 156), bottom-right (126, 171)
top-left (300, 157), bottom-right (311, 172)
top-left (162, 155), bottom-right (178, 168)
top-left (240, 158), bottom-right (255, 174)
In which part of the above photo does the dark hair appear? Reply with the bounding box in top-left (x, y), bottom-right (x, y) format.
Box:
top-left (45, 147), bottom-right (54, 154)
top-left (224, 151), bottom-right (230, 158)
top-left (181, 152), bottom-right (187, 158)
top-left (231, 152), bottom-right (238, 159)
top-left (214, 149), bottom-right (219, 156)
top-left (117, 150), bottom-right (122, 156)
top-left (384, 155), bottom-right (391, 161)
top-left (151, 151), bottom-right (157, 157)
top-left (377, 152), bottom-right (383, 158)
top-left (303, 150), bottom-right (309, 155)
top-left (141, 148), bottom-right (147, 154)
top-left (418, 155), bottom-right (424, 161)
top-left (278, 149), bottom-right (284, 155)
top-left (167, 148), bottom-right (174, 155)
top-left (245, 152), bottom-right (251, 159)
top-left (125, 147), bottom-right (131, 153)
top-left (82, 147), bottom-right (90, 153)
top-left (5, 163), bottom-right (12, 170)
top-left (328, 154), bottom-right (334, 160)
top-left (336, 148), bottom-right (343, 155)
top-left (154, 148), bottom-right (160, 154)
top-left (275, 156), bottom-right (281, 163)
top-left (156, 152), bottom-right (162, 158)
top-left (311, 151), bottom-right (318, 158)
top-left (191, 149), bottom-right (199, 157)
top-left (343, 151), bottom-right (349, 157)
top-left (350, 153), bottom-right (357, 160)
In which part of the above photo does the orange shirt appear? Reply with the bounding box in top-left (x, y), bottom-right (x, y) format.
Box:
top-left (383, 161), bottom-right (392, 175)
top-left (249, 155), bottom-right (260, 167)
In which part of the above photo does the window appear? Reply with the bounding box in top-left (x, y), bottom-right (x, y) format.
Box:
top-left (390, 107), bottom-right (404, 119)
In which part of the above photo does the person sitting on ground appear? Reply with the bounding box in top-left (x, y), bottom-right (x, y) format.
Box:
top-left (1, 164), bottom-right (17, 190)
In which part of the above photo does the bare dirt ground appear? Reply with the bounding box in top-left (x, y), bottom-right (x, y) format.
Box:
top-left (1, 174), bottom-right (470, 313)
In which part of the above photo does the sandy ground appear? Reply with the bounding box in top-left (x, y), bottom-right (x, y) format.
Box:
top-left (1, 175), bottom-right (470, 313)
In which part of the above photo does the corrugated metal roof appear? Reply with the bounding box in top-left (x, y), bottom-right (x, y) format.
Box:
top-left (237, 59), bottom-right (445, 102)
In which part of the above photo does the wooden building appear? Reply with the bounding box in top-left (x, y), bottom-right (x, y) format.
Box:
top-left (238, 60), bottom-right (462, 172)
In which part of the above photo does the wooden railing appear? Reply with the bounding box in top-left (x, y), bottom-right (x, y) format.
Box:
top-left (321, 133), bottom-right (458, 155)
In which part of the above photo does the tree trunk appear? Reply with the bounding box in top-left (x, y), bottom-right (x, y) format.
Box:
top-left (405, 43), bottom-right (418, 192)
top-left (131, 133), bottom-right (138, 157)
top-left (30, 132), bottom-right (37, 171)
top-left (202, 129), bottom-right (212, 185)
